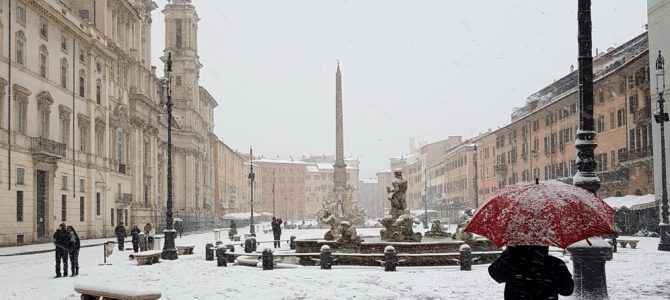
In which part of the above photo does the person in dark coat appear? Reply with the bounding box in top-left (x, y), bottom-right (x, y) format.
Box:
top-left (66, 226), bottom-right (80, 276)
top-left (488, 245), bottom-right (574, 300)
top-left (271, 217), bottom-right (283, 248)
top-left (53, 223), bottom-right (71, 278)
top-left (229, 220), bottom-right (237, 238)
top-left (175, 221), bottom-right (183, 238)
top-left (130, 225), bottom-right (141, 252)
top-left (114, 222), bottom-right (126, 251)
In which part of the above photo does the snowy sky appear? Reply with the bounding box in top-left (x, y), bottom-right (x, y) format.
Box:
top-left (150, 0), bottom-right (647, 178)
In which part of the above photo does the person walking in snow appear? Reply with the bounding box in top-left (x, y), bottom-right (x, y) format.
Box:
top-left (114, 222), bottom-right (126, 251)
top-left (229, 220), bottom-right (237, 239)
top-left (271, 217), bottom-right (283, 248)
top-left (488, 245), bottom-right (574, 299)
top-left (175, 221), bottom-right (183, 238)
top-left (144, 223), bottom-right (156, 250)
top-left (53, 223), bottom-right (71, 278)
top-left (66, 226), bottom-right (80, 276)
top-left (131, 225), bottom-right (141, 252)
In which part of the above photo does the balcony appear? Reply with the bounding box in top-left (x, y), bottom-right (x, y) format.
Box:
top-left (31, 137), bottom-right (66, 159)
top-left (633, 107), bottom-right (651, 124)
top-left (618, 146), bottom-right (653, 163)
top-left (116, 193), bottom-right (132, 206)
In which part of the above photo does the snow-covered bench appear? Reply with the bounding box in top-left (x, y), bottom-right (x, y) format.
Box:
top-left (176, 245), bottom-right (195, 255)
top-left (618, 239), bottom-right (639, 249)
top-left (132, 250), bottom-right (162, 265)
top-left (75, 283), bottom-right (161, 300)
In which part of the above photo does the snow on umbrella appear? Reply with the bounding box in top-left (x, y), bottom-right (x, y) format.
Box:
top-left (465, 180), bottom-right (615, 249)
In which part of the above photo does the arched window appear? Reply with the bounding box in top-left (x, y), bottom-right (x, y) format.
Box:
top-left (116, 127), bottom-right (125, 163)
top-left (39, 45), bottom-right (48, 78)
top-left (79, 70), bottom-right (85, 97)
top-left (60, 58), bottom-right (68, 88)
top-left (96, 79), bottom-right (102, 104)
top-left (15, 31), bottom-right (26, 65)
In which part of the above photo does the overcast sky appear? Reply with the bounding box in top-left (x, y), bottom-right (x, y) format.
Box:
top-left (151, 0), bottom-right (647, 178)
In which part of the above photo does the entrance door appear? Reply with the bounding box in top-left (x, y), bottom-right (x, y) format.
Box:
top-left (36, 170), bottom-right (48, 238)
top-left (117, 209), bottom-right (124, 226)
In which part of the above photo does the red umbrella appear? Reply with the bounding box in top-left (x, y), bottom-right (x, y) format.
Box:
top-left (465, 180), bottom-right (615, 249)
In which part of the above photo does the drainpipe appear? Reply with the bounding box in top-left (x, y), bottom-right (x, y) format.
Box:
top-left (7, 0), bottom-right (12, 188)
top-left (72, 39), bottom-right (76, 196)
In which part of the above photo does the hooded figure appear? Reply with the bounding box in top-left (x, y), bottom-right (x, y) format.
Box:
top-left (53, 223), bottom-right (71, 277)
top-left (114, 222), bottom-right (126, 251)
top-left (66, 226), bottom-right (80, 276)
top-left (131, 225), bottom-right (141, 252)
top-left (488, 246), bottom-right (574, 299)
top-left (271, 217), bottom-right (283, 248)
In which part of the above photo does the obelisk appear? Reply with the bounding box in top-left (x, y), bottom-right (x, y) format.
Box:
top-left (333, 62), bottom-right (347, 217)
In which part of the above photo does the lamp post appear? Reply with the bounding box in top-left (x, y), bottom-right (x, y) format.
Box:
top-left (272, 170), bottom-right (276, 217)
top-left (161, 52), bottom-right (178, 260)
top-left (423, 167), bottom-right (428, 229)
top-left (248, 146), bottom-right (255, 236)
top-left (655, 50), bottom-right (670, 251)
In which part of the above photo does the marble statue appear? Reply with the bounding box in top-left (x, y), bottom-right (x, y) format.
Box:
top-left (453, 208), bottom-right (474, 241)
top-left (337, 221), bottom-right (361, 243)
top-left (386, 170), bottom-right (408, 219)
top-left (424, 219), bottom-right (452, 238)
top-left (321, 211), bottom-right (341, 240)
top-left (393, 209), bottom-right (422, 242)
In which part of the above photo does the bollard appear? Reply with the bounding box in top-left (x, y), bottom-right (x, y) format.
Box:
top-left (205, 243), bottom-right (214, 261)
top-left (262, 248), bottom-right (274, 270)
top-left (320, 245), bottom-right (332, 270)
top-left (384, 246), bottom-right (397, 272)
top-left (290, 236), bottom-right (296, 250)
top-left (251, 238), bottom-right (258, 252)
top-left (459, 244), bottom-right (472, 271)
top-left (244, 238), bottom-right (254, 253)
top-left (226, 244), bottom-right (235, 253)
top-left (216, 246), bottom-right (227, 267)
top-left (568, 238), bottom-right (613, 300)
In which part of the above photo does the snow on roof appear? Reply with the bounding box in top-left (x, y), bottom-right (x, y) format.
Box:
top-left (254, 158), bottom-right (309, 165)
top-left (305, 165), bottom-right (319, 173)
top-left (604, 194), bottom-right (656, 210)
top-left (315, 163), bottom-right (357, 170)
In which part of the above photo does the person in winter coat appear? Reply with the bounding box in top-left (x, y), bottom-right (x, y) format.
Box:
top-left (53, 223), bottom-right (71, 278)
top-left (131, 225), bottom-right (141, 252)
top-left (66, 226), bottom-right (80, 276)
top-left (114, 222), bottom-right (126, 251)
top-left (488, 245), bottom-right (574, 300)
top-left (175, 221), bottom-right (183, 238)
top-left (271, 217), bottom-right (283, 248)
top-left (144, 223), bottom-right (155, 250)
top-left (229, 220), bottom-right (237, 238)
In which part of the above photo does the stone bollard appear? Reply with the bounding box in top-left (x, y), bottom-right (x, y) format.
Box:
top-left (384, 245), bottom-right (397, 272)
top-left (320, 245), bottom-right (332, 270)
top-left (216, 246), bottom-right (227, 267)
top-left (244, 238), bottom-right (254, 253)
top-left (205, 243), bottom-right (214, 261)
top-left (568, 238), bottom-right (613, 300)
top-left (459, 244), bottom-right (472, 271)
top-left (262, 248), bottom-right (274, 270)
top-left (290, 236), bottom-right (296, 250)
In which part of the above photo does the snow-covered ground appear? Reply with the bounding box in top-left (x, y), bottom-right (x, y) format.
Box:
top-left (0, 227), bottom-right (669, 299)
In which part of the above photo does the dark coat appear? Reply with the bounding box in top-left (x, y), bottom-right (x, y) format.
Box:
top-left (53, 227), bottom-right (71, 252)
top-left (131, 227), bottom-right (141, 243)
top-left (69, 231), bottom-right (81, 252)
top-left (272, 219), bottom-right (283, 235)
top-left (489, 246), bottom-right (574, 300)
top-left (115, 225), bottom-right (126, 238)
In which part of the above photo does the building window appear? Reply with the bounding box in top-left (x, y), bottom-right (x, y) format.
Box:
top-left (116, 128), bottom-right (125, 163)
top-left (80, 125), bottom-right (88, 153)
top-left (617, 109), bottom-right (626, 127)
top-left (96, 80), bottom-right (102, 104)
top-left (61, 59), bottom-right (68, 88)
top-left (111, 208), bottom-right (115, 226)
top-left (60, 115), bottom-right (70, 147)
top-left (16, 168), bottom-right (25, 185)
top-left (79, 179), bottom-right (85, 192)
top-left (16, 2), bottom-right (26, 25)
top-left (80, 197), bottom-right (85, 221)
top-left (95, 125), bottom-right (105, 157)
top-left (39, 16), bottom-right (48, 39)
top-left (596, 115), bottom-right (605, 133)
top-left (62, 195), bottom-right (67, 221)
top-left (61, 175), bottom-right (68, 190)
top-left (61, 34), bottom-right (68, 52)
top-left (79, 10), bottom-right (90, 21)
top-left (38, 107), bottom-right (49, 138)
top-left (17, 191), bottom-right (24, 222)
top-left (39, 46), bottom-right (48, 78)
top-left (96, 193), bottom-right (101, 216)
top-left (15, 32), bottom-right (25, 65)
top-left (79, 70), bottom-right (85, 97)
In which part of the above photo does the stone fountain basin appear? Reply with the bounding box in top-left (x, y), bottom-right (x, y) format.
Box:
top-left (293, 236), bottom-right (500, 266)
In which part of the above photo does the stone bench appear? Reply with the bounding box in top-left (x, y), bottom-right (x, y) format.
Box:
top-left (177, 245), bottom-right (195, 255)
top-left (132, 250), bottom-right (163, 265)
top-left (618, 239), bottom-right (640, 249)
top-left (75, 283), bottom-right (161, 300)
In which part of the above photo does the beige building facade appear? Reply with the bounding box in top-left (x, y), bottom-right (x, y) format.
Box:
top-left (213, 141), bottom-right (248, 226)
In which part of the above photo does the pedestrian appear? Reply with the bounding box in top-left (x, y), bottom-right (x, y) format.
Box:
top-left (131, 225), bottom-right (141, 253)
top-left (229, 220), bottom-right (237, 239)
top-left (272, 217), bottom-right (283, 248)
top-left (114, 222), bottom-right (126, 251)
top-left (144, 223), bottom-right (155, 250)
top-left (175, 221), bottom-right (183, 238)
top-left (53, 223), bottom-right (71, 278)
top-left (66, 226), bottom-right (80, 277)
top-left (488, 246), bottom-right (574, 299)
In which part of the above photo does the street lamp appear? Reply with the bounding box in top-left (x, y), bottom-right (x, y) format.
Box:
top-left (655, 50), bottom-right (670, 251)
top-left (423, 167), bottom-right (428, 229)
top-left (248, 146), bottom-right (256, 236)
top-left (161, 52), bottom-right (178, 260)
top-left (272, 170), bottom-right (276, 217)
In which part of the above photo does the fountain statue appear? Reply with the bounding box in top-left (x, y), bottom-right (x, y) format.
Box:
top-left (378, 170), bottom-right (422, 242)
top-left (452, 208), bottom-right (474, 241)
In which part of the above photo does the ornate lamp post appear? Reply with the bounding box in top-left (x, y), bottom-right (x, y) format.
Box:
top-left (248, 146), bottom-right (256, 236)
top-left (655, 51), bottom-right (670, 251)
top-left (423, 167), bottom-right (429, 229)
top-left (272, 170), bottom-right (276, 217)
top-left (161, 52), bottom-right (178, 260)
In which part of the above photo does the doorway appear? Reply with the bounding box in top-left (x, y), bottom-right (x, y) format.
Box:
top-left (36, 170), bottom-right (48, 238)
